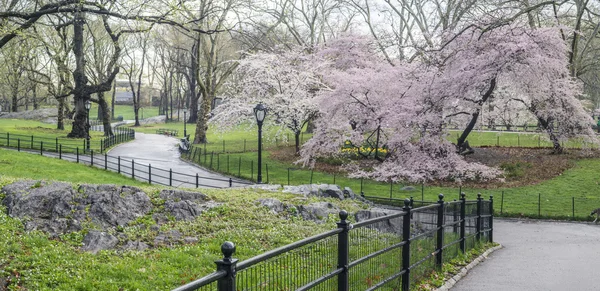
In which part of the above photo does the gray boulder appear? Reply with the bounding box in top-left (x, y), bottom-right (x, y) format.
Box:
top-left (140, 115), bottom-right (167, 125)
top-left (282, 184), bottom-right (345, 200)
top-left (160, 189), bottom-right (220, 221)
top-left (297, 202), bottom-right (339, 223)
top-left (400, 186), bottom-right (416, 191)
top-left (2, 181), bottom-right (152, 237)
top-left (81, 231), bottom-right (119, 254)
top-left (121, 240), bottom-right (149, 252)
top-left (159, 189), bottom-right (208, 202)
top-left (257, 198), bottom-right (285, 213)
top-left (355, 208), bottom-right (403, 234)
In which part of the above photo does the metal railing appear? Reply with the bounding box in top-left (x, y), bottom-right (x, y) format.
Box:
top-left (172, 193), bottom-right (493, 291)
top-left (0, 126), bottom-right (134, 154)
top-left (0, 133), bottom-right (252, 189)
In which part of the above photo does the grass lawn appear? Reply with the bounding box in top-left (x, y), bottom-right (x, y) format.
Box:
top-left (88, 105), bottom-right (161, 121)
top-left (0, 148), bottom-right (146, 186)
top-left (185, 144), bottom-right (600, 221)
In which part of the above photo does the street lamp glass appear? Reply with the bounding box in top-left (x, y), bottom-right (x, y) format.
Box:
top-left (254, 103), bottom-right (267, 124)
top-left (85, 100), bottom-right (91, 111)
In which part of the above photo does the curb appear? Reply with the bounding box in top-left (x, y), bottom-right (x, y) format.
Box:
top-left (435, 244), bottom-right (503, 291)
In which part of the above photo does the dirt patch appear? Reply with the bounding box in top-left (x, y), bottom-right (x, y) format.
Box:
top-left (270, 146), bottom-right (600, 189)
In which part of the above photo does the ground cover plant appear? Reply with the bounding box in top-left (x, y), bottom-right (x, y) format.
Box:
top-left (0, 176), bottom-right (367, 290)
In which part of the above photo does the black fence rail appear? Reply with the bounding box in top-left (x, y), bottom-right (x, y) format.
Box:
top-left (2, 136), bottom-right (252, 189)
top-left (172, 193), bottom-right (493, 291)
top-left (0, 126), bottom-right (134, 154)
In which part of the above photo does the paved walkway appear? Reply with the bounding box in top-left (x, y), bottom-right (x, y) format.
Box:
top-left (107, 132), bottom-right (249, 188)
top-left (452, 219), bottom-right (600, 291)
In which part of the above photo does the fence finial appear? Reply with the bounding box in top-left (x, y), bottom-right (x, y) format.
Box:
top-left (438, 193), bottom-right (444, 201)
top-left (477, 193), bottom-right (482, 199)
top-left (460, 192), bottom-right (466, 200)
top-left (338, 210), bottom-right (348, 221)
top-left (403, 198), bottom-right (411, 208)
top-left (490, 195), bottom-right (493, 201)
top-left (221, 241), bottom-right (236, 262)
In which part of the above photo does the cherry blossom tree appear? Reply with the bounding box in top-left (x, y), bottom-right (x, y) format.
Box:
top-left (437, 24), bottom-right (597, 154)
top-left (299, 35), bottom-right (501, 183)
top-left (210, 46), bottom-right (330, 154)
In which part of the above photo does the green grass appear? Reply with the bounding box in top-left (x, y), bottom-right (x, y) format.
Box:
top-left (88, 105), bottom-right (161, 121)
top-left (0, 174), bottom-right (367, 290)
top-left (0, 119), bottom-right (131, 153)
top-left (0, 148), bottom-right (146, 186)
top-left (184, 143), bottom-right (600, 221)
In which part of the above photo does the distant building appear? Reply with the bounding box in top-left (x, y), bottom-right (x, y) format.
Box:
top-left (113, 79), bottom-right (159, 106)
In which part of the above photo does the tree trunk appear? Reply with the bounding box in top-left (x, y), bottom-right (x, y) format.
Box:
top-left (98, 93), bottom-right (113, 136)
top-left (456, 78), bottom-right (496, 153)
top-left (111, 80), bottom-right (116, 120)
top-left (538, 117), bottom-right (563, 154)
top-left (193, 93), bottom-right (212, 144)
top-left (294, 131), bottom-right (301, 155)
top-left (57, 97), bottom-right (65, 130)
top-left (67, 10), bottom-right (89, 138)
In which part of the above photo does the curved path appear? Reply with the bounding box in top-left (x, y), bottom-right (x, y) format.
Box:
top-left (108, 132), bottom-right (251, 188)
top-left (451, 219), bottom-right (600, 291)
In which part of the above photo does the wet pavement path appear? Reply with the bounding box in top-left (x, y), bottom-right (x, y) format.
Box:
top-left (451, 219), bottom-right (600, 291)
top-left (107, 132), bottom-right (252, 188)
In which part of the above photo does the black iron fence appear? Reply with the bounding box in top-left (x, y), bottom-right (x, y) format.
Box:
top-left (0, 126), bottom-right (134, 154)
top-left (1, 133), bottom-right (252, 189)
top-left (172, 194), bottom-right (493, 291)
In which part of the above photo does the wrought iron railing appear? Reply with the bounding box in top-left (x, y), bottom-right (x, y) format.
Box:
top-left (172, 193), bottom-right (493, 291)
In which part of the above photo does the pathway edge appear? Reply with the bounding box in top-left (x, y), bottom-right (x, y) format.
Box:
top-left (436, 244), bottom-right (503, 291)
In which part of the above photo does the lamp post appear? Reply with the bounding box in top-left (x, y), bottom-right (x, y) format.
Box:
top-left (183, 107), bottom-right (188, 138)
top-left (253, 103), bottom-right (267, 183)
top-left (85, 100), bottom-right (91, 152)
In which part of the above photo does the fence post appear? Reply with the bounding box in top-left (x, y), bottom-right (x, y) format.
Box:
top-left (337, 210), bottom-right (350, 291)
top-left (215, 242), bottom-right (238, 291)
top-left (501, 191), bottom-right (504, 215)
top-left (421, 183), bottom-right (424, 201)
top-left (118, 156), bottom-right (121, 173)
top-left (169, 168), bottom-right (172, 186)
top-left (91, 150), bottom-right (94, 166)
top-left (148, 164), bottom-right (152, 184)
top-left (401, 199), bottom-right (412, 291)
top-left (196, 173), bottom-right (199, 188)
top-left (55, 137), bottom-right (58, 152)
top-left (489, 195), bottom-right (494, 243)
top-left (476, 193), bottom-right (482, 241)
top-left (572, 197), bottom-right (575, 219)
top-left (229, 178), bottom-right (232, 187)
top-left (104, 153), bottom-right (108, 170)
top-left (77, 147), bottom-right (79, 163)
top-left (132, 160), bottom-right (135, 179)
top-left (360, 178), bottom-right (364, 194)
top-left (31, 135), bottom-right (33, 148)
top-left (436, 194), bottom-right (445, 270)
top-left (460, 193), bottom-right (466, 253)
top-left (538, 193), bottom-right (541, 217)
top-left (40, 141), bottom-right (43, 155)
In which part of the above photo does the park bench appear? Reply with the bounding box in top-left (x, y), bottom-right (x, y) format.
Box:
top-left (156, 128), bottom-right (178, 136)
